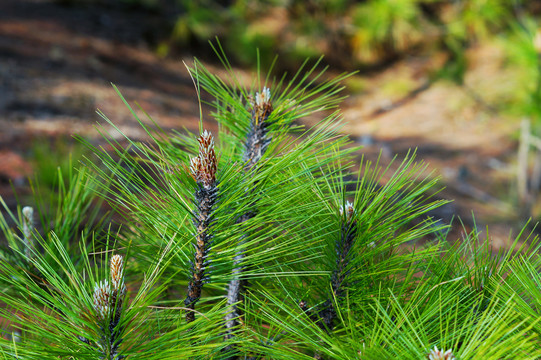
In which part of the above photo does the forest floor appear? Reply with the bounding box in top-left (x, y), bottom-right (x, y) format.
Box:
top-left (0, 0), bottom-right (528, 248)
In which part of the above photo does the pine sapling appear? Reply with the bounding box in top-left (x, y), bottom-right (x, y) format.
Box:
top-left (8, 49), bottom-right (541, 359)
top-left (185, 130), bottom-right (218, 323)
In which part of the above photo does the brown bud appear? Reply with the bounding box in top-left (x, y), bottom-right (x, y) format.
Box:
top-left (190, 130), bottom-right (217, 189)
top-left (252, 87), bottom-right (272, 126)
top-left (110, 255), bottom-right (126, 297)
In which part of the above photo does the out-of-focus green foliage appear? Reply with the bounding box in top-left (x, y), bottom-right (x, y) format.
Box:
top-left (164, 0), bottom-right (523, 69)
top-left (499, 17), bottom-right (541, 122)
top-left (170, 1), bottom-right (283, 67)
top-left (29, 136), bottom-right (92, 189)
top-left (55, 0), bottom-right (160, 9)
top-left (351, 0), bottom-right (427, 63)
top-left (443, 0), bottom-right (510, 41)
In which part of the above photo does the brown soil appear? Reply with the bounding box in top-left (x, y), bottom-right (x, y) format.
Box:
top-left (0, 0), bottom-right (528, 247)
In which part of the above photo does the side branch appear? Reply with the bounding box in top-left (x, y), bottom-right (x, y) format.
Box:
top-left (185, 130), bottom-right (218, 323)
top-left (300, 202), bottom-right (358, 333)
top-left (91, 254), bottom-right (127, 359)
top-left (225, 87), bottom-right (273, 353)
top-left (322, 201), bottom-right (357, 331)
top-left (243, 87), bottom-right (273, 170)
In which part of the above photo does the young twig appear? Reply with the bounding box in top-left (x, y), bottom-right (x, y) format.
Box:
top-left (243, 87), bottom-right (273, 170)
top-left (224, 87), bottom-right (273, 354)
top-left (300, 201), bottom-right (357, 334)
top-left (322, 201), bottom-right (357, 331)
top-left (92, 254), bottom-right (127, 359)
top-left (185, 130), bottom-right (218, 323)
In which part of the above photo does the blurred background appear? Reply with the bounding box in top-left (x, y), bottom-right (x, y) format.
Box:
top-left (1, 0), bottom-right (540, 245)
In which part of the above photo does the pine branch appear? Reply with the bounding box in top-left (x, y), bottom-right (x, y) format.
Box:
top-left (318, 202), bottom-right (358, 332)
top-left (185, 130), bottom-right (218, 323)
top-left (225, 87), bottom-right (274, 355)
top-left (92, 254), bottom-right (127, 359)
top-left (243, 87), bottom-right (273, 170)
top-left (298, 201), bottom-right (357, 335)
